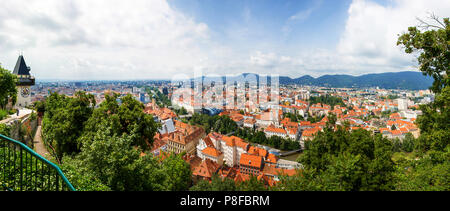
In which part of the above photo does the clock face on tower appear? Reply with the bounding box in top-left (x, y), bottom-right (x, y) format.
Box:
top-left (21, 87), bottom-right (30, 98)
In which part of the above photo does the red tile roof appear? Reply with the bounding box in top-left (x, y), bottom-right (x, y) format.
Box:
top-left (248, 146), bottom-right (268, 158)
top-left (265, 124), bottom-right (287, 134)
top-left (240, 153), bottom-right (263, 168)
top-left (192, 159), bottom-right (220, 179)
top-left (302, 127), bottom-right (321, 137)
top-left (222, 135), bottom-right (248, 149)
top-left (202, 147), bottom-right (222, 157)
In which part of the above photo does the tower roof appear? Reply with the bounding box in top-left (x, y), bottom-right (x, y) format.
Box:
top-left (13, 55), bottom-right (31, 75)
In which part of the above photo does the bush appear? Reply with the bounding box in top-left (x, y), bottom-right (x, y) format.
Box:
top-left (0, 109), bottom-right (7, 120)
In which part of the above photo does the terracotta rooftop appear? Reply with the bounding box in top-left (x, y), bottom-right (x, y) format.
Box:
top-left (202, 147), bottom-right (222, 157)
top-left (222, 135), bottom-right (249, 149)
top-left (248, 146), bottom-right (268, 158)
top-left (192, 159), bottom-right (220, 179)
top-left (240, 153), bottom-right (263, 168)
top-left (264, 125), bottom-right (287, 134)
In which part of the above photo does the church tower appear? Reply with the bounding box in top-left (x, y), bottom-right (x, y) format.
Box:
top-left (13, 55), bottom-right (35, 108)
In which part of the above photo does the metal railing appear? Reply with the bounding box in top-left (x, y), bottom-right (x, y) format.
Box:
top-left (0, 134), bottom-right (76, 191)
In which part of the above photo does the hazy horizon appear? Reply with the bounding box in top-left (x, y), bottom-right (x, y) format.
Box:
top-left (33, 70), bottom-right (425, 83)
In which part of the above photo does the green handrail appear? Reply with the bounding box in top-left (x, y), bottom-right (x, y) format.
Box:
top-left (0, 134), bottom-right (76, 191)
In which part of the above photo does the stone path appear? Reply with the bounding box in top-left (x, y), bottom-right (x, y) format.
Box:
top-left (32, 125), bottom-right (51, 159)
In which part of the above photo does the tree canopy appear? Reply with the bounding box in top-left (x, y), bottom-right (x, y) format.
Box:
top-left (392, 15), bottom-right (450, 191)
top-left (42, 91), bottom-right (96, 161)
top-left (397, 16), bottom-right (449, 94)
top-left (281, 127), bottom-right (396, 191)
top-left (81, 93), bottom-right (158, 151)
top-left (0, 65), bottom-right (17, 109)
top-left (397, 15), bottom-right (449, 153)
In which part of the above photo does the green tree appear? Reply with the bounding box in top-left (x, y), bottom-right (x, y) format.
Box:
top-left (402, 133), bottom-right (416, 152)
top-left (190, 174), bottom-right (267, 191)
top-left (60, 156), bottom-right (111, 191)
top-left (75, 121), bottom-right (166, 191)
top-left (309, 95), bottom-right (345, 109)
top-left (0, 124), bottom-right (10, 136)
top-left (82, 93), bottom-right (158, 150)
top-left (33, 100), bottom-right (46, 114)
top-left (42, 91), bottom-right (96, 161)
top-left (392, 15), bottom-right (450, 191)
top-left (398, 15), bottom-right (449, 152)
top-left (296, 128), bottom-right (395, 191)
top-left (237, 176), bottom-right (268, 191)
top-left (161, 153), bottom-right (192, 191)
top-left (397, 15), bottom-right (449, 94)
top-left (394, 146), bottom-right (450, 191)
top-left (391, 124), bottom-right (397, 130)
top-left (0, 65), bottom-right (17, 109)
top-left (190, 174), bottom-right (238, 191)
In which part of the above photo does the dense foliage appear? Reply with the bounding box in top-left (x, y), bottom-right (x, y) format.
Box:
top-left (0, 109), bottom-right (8, 121)
top-left (394, 148), bottom-right (450, 191)
top-left (283, 112), bottom-right (304, 122)
top-left (42, 91), bottom-right (96, 161)
top-left (278, 127), bottom-right (396, 191)
top-left (309, 95), bottom-right (345, 109)
top-left (38, 91), bottom-right (193, 191)
top-left (0, 124), bottom-right (10, 136)
top-left (189, 113), bottom-right (238, 134)
top-left (190, 174), bottom-right (267, 191)
top-left (146, 86), bottom-right (172, 107)
top-left (67, 121), bottom-right (169, 191)
top-left (397, 17), bottom-right (449, 94)
top-left (0, 65), bottom-right (17, 109)
top-left (391, 16), bottom-right (450, 191)
top-left (236, 127), bottom-right (300, 151)
top-left (61, 121), bottom-right (191, 191)
top-left (81, 93), bottom-right (158, 151)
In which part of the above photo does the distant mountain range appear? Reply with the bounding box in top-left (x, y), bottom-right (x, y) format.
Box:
top-left (278, 71), bottom-right (433, 90)
top-left (193, 71), bottom-right (433, 90)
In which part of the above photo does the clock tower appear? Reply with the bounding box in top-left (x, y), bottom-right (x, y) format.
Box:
top-left (13, 55), bottom-right (35, 108)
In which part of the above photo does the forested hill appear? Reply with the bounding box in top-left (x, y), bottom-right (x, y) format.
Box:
top-left (190, 71), bottom-right (433, 90)
top-left (279, 71), bottom-right (434, 90)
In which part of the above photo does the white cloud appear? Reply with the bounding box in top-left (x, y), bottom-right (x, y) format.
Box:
top-left (0, 0), bottom-right (212, 80)
top-left (336, 0), bottom-right (450, 74)
top-left (0, 0), bottom-right (448, 80)
top-left (289, 0), bottom-right (323, 22)
top-left (277, 0), bottom-right (450, 78)
top-left (289, 8), bottom-right (314, 22)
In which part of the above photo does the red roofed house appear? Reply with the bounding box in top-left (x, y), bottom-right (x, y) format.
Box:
top-left (239, 153), bottom-right (263, 176)
top-left (192, 159), bottom-right (221, 181)
top-left (220, 135), bottom-right (250, 167)
top-left (200, 147), bottom-right (224, 165)
top-left (264, 124), bottom-right (287, 138)
top-left (300, 127), bottom-right (322, 148)
top-left (167, 120), bottom-right (206, 155)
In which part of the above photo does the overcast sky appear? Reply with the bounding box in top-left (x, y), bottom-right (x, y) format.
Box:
top-left (0, 0), bottom-right (449, 81)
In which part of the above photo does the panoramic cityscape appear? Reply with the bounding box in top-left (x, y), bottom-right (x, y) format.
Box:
top-left (0, 0), bottom-right (448, 207)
